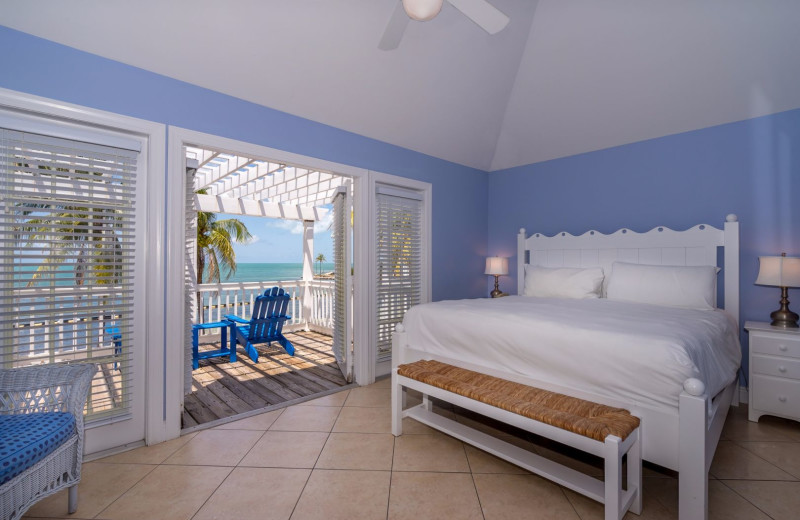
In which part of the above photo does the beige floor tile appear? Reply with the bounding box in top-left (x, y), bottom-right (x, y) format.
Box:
top-left (463, 444), bottom-right (530, 474)
top-left (388, 471), bottom-right (483, 520)
top-left (722, 411), bottom-right (799, 442)
top-left (97, 433), bottom-right (197, 464)
top-left (710, 440), bottom-right (796, 480)
top-left (270, 405), bottom-right (341, 432)
top-left (213, 409), bottom-right (283, 430)
top-left (193, 467), bottom-right (310, 520)
top-left (738, 441), bottom-right (800, 478)
top-left (344, 386), bottom-right (391, 407)
top-left (163, 429), bottom-right (264, 466)
top-left (641, 477), bottom-right (772, 519)
top-left (563, 477), bottom-right (677, 520)
top-left (239, 431), bottom-right (329, 468)
top-left (291, 469), bottom-right (391, 520)
top-left (371, 377), bottom-right (392, 388)
top-left (316, 433), bottom-right (395, 471)
top-left (97, 465), bottom-right (231, 520)
top-left (25, 462), bottom-right (155, 518)
top-left (333, 406), bottom-right (392, 433)
top-left (297, 390), bottom-right (350, 407)
top-left (476, 473), bottom-right (580, 520)
top-left (724, 479), bottom-right (800, 520)
top-left (393, 433), bottom-right (470, 472)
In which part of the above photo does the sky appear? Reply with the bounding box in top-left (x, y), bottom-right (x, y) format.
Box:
top-left (221, 205), bottom-right (333, 264)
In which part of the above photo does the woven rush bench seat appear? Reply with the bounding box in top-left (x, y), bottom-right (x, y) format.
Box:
top-left (392, 359), bottom-right (642, 520)
top-left (396, 359), bottom-right (640, 442)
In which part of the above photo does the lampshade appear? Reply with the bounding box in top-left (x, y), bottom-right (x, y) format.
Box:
top-left (402, 0), bottom-right (444, 21)
top-left (485, 257), bottom-right (508, 276)
top-left (755, 255), bottom-right (800, 288)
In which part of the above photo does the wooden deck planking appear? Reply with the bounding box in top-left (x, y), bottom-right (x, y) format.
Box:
top-left (182, 331), bottom-right (347, 427)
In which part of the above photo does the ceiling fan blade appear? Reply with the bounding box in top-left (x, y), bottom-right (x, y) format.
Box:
top-left (379, 1), bottom-right (411, 51)
top-left (447, 0), bottom-right (509, 35)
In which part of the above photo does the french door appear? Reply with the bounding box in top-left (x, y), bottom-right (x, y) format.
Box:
top-left (0, 111), bottom-right (147, 453)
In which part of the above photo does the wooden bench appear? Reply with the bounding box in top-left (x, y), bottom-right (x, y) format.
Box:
top-left (392, 359), bottom-right (642, 520)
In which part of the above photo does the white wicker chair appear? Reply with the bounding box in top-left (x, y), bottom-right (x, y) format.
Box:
top-left (0, 363), bottom-right (96, 520)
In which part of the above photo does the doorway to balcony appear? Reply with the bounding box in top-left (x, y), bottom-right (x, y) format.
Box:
top-left (181, 143), bottom-right (355, 428)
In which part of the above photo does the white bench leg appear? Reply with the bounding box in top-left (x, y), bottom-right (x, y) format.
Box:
top-left (392, 372), bottom-right (402, 436)
top-left (604, 435), bottom-right (622, 520)
top-left (68, 484), bottom-right (78, 514)
top-left (422, 393), bottom-right (432, 411)
top-left (628, 429), bottom-right (642, 515)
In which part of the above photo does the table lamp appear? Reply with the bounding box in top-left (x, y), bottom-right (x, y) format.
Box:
top-left (755, 253), bottom-right (800, 328)
top-left (485, 257), bottom-right (508, 298)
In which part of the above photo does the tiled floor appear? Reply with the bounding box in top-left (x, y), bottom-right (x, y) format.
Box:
top-left (24, 381), bottom-right (800, 520)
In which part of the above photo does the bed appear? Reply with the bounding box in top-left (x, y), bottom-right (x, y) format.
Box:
top-left (392, 215), bottom-right (741, 520)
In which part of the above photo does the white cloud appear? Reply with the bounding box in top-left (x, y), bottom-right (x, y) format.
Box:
top-left (269, 220), bottom-right (304, 235)
top-left (248, 234), bottom-right (260, 244)
top-left (265, 210), bottom-right (334, 236)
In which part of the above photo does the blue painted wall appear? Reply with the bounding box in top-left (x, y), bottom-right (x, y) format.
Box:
top-left (489, 108), bottom-right (800, 378)
top-left (0, 26), bottom-right (489, 301)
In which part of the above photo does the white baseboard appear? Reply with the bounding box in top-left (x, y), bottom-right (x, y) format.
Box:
top-left (739, 385), bottom-right (748, 405)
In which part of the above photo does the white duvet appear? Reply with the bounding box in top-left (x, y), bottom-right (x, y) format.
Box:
top-left (402, 296), bottom-right (742, 412)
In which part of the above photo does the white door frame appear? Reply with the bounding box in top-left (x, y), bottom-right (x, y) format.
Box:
top-left (0, 87), bottom-right (168, 451)
top-left (166, 127), bottom-right (372, 434)
top-left (368, 171), bottom-right (432, 378)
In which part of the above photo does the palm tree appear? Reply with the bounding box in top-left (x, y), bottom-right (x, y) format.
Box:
top-left (196, 197), bottom-right (252, 284)
top-left (315, 253), bottom-right (326, 275)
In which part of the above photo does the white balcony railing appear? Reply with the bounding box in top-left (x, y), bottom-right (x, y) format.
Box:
top-left (195, 279), bottom-right (335, 335)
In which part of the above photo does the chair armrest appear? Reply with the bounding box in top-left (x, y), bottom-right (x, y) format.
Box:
top-left (224, 315), bottom-right (249, 324)
top-left (0, 364), bottom-right (96, 418)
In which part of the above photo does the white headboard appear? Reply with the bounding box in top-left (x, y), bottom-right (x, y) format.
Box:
top-left (517, 215), bottom-right (740, 326)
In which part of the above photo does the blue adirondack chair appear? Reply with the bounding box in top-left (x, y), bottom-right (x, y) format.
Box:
top-left (225, 287), bottom-right (295, 363)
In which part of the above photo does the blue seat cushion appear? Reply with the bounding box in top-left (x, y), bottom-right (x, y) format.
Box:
top-left (0, 412), bottom-right (76, 485)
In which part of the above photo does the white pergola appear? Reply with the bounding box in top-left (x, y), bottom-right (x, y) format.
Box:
top-left (186, 146), bottom-right (348, 326)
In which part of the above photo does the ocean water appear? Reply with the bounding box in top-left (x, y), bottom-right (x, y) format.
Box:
top-left (215, 262), bottom-right (335, 283)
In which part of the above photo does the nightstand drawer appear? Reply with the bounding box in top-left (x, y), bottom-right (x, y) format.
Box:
top-left (751, 374), bottom-right (800, 417)
top-left (752, 354), bottom-right (800, 379)
top-left (750, 334), bottom-right (800, 359)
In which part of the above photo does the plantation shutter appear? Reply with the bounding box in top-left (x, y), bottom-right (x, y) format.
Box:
top-left (0, 128), bottom-right (139, 423)
top-left (331, 185), bottom-right (352, 381)
top-left (184, 162), bottom-right (197, 395)
top-left (375, 184), bottom-right (423, 362)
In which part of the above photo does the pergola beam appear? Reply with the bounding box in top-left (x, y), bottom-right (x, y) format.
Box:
top-left (194, 193), bottom-right (327, 221)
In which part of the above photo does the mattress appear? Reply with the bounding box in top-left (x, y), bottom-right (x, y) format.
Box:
top-left (402, 296), bottom-right (742, 412)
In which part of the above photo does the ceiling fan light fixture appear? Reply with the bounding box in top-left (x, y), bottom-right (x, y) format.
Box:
top-left (402, 0), bottom-right (444, 21)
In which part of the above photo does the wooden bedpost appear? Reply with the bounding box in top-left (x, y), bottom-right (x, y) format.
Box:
top-left (392, 323), bottom-right (406, 436)
top-left (723, 214), bottom-right (739, 328)
top-left (679, 378), bottom-right (709, 520)
top-left (518, 228), bottom-right (526, 295)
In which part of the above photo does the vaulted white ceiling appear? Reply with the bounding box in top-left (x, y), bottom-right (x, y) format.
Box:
top-left (3, 0), bottom-right (799, 171)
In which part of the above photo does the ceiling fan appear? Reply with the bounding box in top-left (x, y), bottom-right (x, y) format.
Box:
top-left (379, 0), bottom-right (510, 51)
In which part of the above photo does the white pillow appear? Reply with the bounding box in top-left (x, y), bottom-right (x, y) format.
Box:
top-left (605, 262), bottom-right (717, 310)
top-left (524, 266), bottom-right (605, 299)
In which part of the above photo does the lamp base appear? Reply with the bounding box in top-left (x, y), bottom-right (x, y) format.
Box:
top-left (770, 287), bottom-right (799, 328)
top-left (490, 275), bottom-right (504, 298)
top-left (770, 308), bottom-right (799, 328)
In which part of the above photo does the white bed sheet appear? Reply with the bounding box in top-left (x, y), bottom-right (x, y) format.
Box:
top-left (402, 296), bottom-right (742, 412)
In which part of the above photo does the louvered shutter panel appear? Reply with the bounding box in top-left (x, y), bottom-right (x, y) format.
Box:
top-left (331, 185), bottom-right (352, 380)
top-left (184, 164), bottom-right (197, 395)
top-left (375, 185), bottom-right (423, 362)
top-left (0, 128), bottom-right (139, 422)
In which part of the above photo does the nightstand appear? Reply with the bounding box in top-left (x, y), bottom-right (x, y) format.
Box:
top-left (745, 321), bottom-right (800, 423)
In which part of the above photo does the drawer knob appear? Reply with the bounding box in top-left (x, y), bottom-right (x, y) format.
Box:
top-left (779, 345), bottom-right (788, 352)
top-left (779, 396), bottom-right (788, 403)
top-left (779, 365), bottom-right (787, 373)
